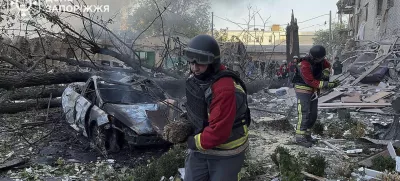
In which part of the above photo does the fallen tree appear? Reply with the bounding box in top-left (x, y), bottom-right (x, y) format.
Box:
top-left (0, 98), bottom-right (62, 114)
top-left (8, 87), bottom-right (66, 101)
top-left (0, 72), bottom-right (91, 90)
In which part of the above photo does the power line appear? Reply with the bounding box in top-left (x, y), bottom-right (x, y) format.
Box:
top-left (213, 14), bottom-right (286, 29)
top-left (299, 23), bottom-right (326, 30)
top-left (297, 14), bottom-right (330, 24)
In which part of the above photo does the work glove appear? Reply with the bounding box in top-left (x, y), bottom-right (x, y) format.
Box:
top-left (162, 118), bottom-right (193, 144)
top-left (321, 68), bottom-right (330, 81)
top-left (327, 80), bottom-right (340, 89)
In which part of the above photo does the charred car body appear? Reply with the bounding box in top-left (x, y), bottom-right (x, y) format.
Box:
top-left (62, 76), bottom-right (179, 154)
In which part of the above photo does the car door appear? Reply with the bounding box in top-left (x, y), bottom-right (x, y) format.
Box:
top-left (74, 79), bottom-right (95, 131)
top-left (62, 83), bottom-right (83, 125)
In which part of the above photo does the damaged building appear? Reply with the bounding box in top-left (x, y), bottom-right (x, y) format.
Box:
top-left (338, 0), bottom-right (399, 42)
top-left (336, 0), bottom-right (400, 83)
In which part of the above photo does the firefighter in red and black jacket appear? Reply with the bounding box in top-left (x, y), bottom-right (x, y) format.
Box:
top-left (277, 60), bottom-right (289, 79)
top-left (292, 45), bottom-right (339, 147)
top-left (181, 34), bottom-right (251, 181)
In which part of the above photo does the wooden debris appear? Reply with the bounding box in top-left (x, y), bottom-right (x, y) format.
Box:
top-left (318, 91), bottom-right (344, 103)
top-left (363, 92), bottom-right (393, 103)
top-left (322, 140), bottom-right (350, 159)
top-left (301, 171), bottom-right (327, 181)
top-left (0, 158), bottom-right (27, 171)
top-left (359, 150), bottom-right (389, 167)
top-left (359, 108), bottom-right (384, 114)
top-left (351, 37), bottom-right (399, 86)
top-left (365, 168), bottom-right (384, 178)
top-left (318, 102), bottom-right (391, 108)
top-left (341, 93), bottom-right (362, 103)
top-left (358, 137), bottom-right (398, 145)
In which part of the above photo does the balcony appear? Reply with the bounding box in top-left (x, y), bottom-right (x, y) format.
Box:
top-left (337, 0), bottom-right (356, 14)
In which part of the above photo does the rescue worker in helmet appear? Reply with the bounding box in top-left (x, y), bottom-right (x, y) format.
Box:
top-left (181, 34), bottom-right (251, 181)
top-left (277, 60), bottom-right (289, 80)
top-left (333, 56), bottom-right (343, 75)
top-left (292, 45), bottom-right (339, 147)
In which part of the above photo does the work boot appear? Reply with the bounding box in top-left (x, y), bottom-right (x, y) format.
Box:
top-left (295, 134), bottom-right (312, 148)
top-left (305, 134), bottom-right (318, 144)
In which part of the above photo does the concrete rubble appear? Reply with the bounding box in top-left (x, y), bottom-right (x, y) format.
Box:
top-left (236, 36), bottom-right (400, 179)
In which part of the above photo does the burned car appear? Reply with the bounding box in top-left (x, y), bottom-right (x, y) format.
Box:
top-left (61, 76), bottom-right (180, 154)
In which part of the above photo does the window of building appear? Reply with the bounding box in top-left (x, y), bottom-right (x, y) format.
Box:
top-left (364, 3), bottom-right (369, 21)
top-left (268, 36), bottom-right (272, 43)
top-left (377, 0), bottom-right (383, 16)
top-left (139, 52), bottom-right (147, 60)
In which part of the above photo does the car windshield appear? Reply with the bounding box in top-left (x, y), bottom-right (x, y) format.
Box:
top-left (97, 81), bottom-right (155, 104)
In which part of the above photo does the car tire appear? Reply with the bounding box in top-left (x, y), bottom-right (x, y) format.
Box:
top-left (90, 123), bottom-right (108, 156)
top-left (107, 129), bottom-right (121, 153)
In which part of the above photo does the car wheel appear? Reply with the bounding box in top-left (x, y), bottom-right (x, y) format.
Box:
top-left (107, 129), bottom-right (121, 153)
top-left (90, 123), bottom-right (108, 156)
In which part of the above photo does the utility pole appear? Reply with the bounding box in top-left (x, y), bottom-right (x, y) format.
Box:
top-left (254, 14), bottom-right (256, 46)
top-left (329, 10), bottom-right (332, 42)
top-left (211, 12), bottom-right (214, 37)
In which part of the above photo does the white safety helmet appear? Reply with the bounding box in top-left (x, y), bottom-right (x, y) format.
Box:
top-left (282, 60), bottom-right (287, 63)
top-left (293, 56), bottom-right (298, 59)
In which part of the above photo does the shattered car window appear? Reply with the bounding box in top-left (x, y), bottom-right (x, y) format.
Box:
top-left (97, 81), bottom-right (155, 104)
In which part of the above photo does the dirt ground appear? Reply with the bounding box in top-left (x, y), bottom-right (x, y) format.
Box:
top-left (0, 108), bottom-right (170, 180)
top-left (0, 88), bottom-right (394, 180)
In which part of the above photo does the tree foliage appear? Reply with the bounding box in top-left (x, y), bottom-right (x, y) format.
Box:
top-left (129, 0), bottom-right (211, 38)
top-left (313, 22), bottom-right (347, 56)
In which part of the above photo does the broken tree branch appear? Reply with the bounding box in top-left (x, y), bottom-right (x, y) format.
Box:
top-left (0, 56), bottom-right (28, 71)
top-left (322, 140), bottom-right (350, 159)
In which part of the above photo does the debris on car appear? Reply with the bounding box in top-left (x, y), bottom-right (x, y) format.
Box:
top-left (61, 76), bottom-right (181, 155)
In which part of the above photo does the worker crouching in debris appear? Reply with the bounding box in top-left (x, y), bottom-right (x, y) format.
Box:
top-left (164, 34), bottom-right (251, 181)
top-left (292, 45), bottom-right (339, 147)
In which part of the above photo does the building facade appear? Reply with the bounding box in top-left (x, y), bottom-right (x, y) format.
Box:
top-left (338, 0), bottom-right (400, 42)
top-left (216, 28), bottom-right (315, 46)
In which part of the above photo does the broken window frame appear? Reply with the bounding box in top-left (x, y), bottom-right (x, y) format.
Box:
top-left (364, 3), bottom-right (369, 21)
top-left (377, 0), bottom-right (383, 16)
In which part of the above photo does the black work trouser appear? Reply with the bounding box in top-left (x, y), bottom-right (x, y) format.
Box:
top-left (295, 89), bottom-right (318, 135)
top-left (184, 150), bottom-right (245, 181)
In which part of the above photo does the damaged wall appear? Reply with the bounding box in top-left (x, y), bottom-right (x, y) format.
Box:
top-left (351, 0), bottom-right (400, 42)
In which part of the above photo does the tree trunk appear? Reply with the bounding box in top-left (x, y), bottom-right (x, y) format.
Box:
top-left (0, 98), bottom-right (61, 114)
top-left (0, 72), bottom-right (91, 90)
top-left (8, 87), bottom-right (66, 100)
top-left (0, 56), bottom-right (28, 71)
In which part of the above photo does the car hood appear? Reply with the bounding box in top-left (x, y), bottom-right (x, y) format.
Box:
top-left (103, 103), bottom-right (158, 135)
